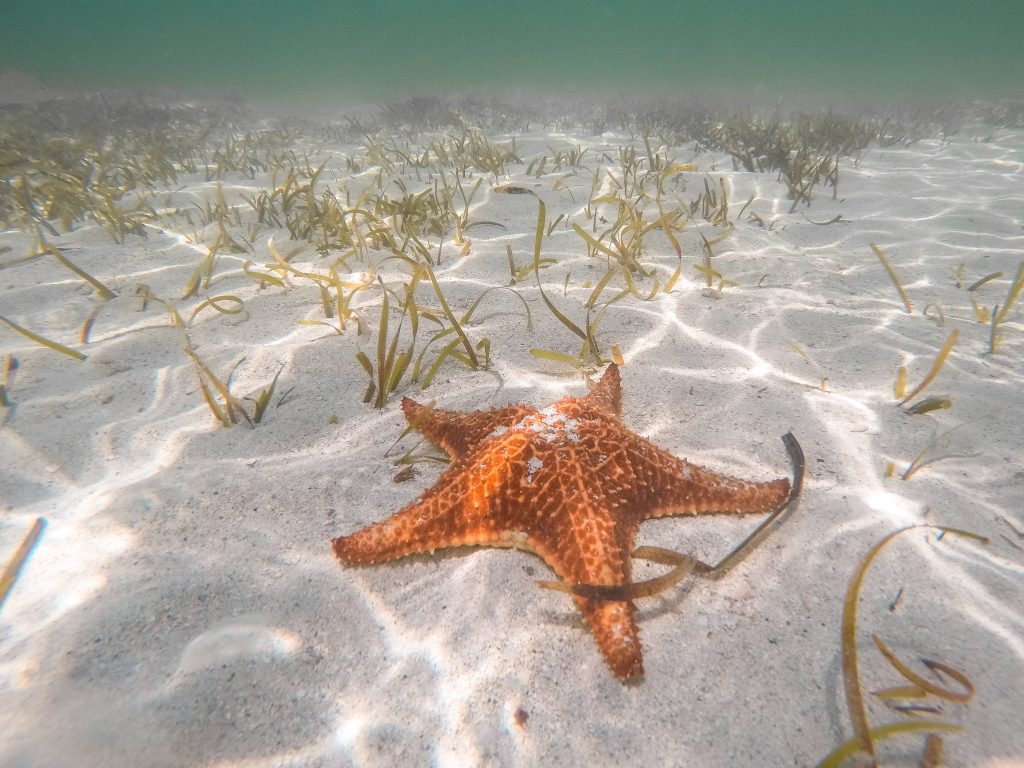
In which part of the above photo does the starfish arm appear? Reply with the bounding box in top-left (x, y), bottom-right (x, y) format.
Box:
top-left (527, 502), bottom-right (644, 680)
top-left (333, 470), bottom-right (499, 564)
top-left (572, 415), bottom-right (790, 520)
top-left (332, 496), bottom-right (460, 564)
top-left (580, 362), bottom-right (622, 417)
top-left (401, 398), bottom-right (536, 459)
top-left (333, 434), bottom-right (536, 564)
top-left (578, 599), bottom-right (643, 679)
top-left (642, 456), bottom-right (791, 519)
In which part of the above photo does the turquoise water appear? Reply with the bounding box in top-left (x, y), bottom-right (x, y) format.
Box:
top-left (1, 0), bottom-right (1022, 106)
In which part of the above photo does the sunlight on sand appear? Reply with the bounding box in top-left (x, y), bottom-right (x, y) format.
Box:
top-left (1, 102), bottom-right (1022, 767)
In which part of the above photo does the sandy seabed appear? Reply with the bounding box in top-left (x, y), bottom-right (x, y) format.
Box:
top-left (1, 110), bottom-right (1023, 767)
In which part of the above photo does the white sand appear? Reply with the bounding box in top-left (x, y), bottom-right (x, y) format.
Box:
top-left (1, 117), bottom-right (1023, 767)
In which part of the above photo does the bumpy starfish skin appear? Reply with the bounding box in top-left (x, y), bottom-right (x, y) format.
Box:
top-left (333, 364), bottom-right (790, 679)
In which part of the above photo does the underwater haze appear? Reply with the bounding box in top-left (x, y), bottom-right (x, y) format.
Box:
top-left (1, 0), bottom-right (1022, 107)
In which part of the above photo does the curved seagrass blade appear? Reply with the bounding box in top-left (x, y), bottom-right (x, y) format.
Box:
top-left (537, 546), bottom-right (696, 601)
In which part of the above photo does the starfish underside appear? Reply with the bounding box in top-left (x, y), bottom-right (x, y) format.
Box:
top-left (332, 364), bottom-right (791, 680)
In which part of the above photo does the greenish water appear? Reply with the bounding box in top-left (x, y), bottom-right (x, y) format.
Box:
top-left (2, 0), bottom-right (1022, 107)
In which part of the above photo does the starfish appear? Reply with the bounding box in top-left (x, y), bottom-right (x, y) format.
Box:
top-left (333, 364), bottom-right (794, 680)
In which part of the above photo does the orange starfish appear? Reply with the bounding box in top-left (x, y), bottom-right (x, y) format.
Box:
top-left (333, 364), bottom-right (793, 679)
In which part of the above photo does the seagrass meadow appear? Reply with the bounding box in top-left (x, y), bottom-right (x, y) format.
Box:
top-left (1, 93), bottom-right (1023, 767)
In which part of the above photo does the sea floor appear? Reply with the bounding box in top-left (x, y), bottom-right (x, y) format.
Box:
top-left (1, 102), bottom-right (1022, 767)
